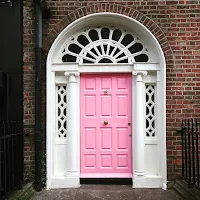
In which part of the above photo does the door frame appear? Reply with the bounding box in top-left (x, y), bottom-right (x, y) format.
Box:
top-left (47, 62), bottom-right (165, 189)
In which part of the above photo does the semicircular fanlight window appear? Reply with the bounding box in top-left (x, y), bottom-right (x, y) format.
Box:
top-left (60, 26), bottom-right (149, 64)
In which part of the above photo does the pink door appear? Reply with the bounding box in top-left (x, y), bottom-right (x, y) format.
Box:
top-left (80, 74), bottom-right (132, 178)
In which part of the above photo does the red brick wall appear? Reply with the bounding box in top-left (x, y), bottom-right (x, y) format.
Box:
top-left (23, 0), bottom-right (35, 181)
top-left (23, 0), bottom-right (200, 182)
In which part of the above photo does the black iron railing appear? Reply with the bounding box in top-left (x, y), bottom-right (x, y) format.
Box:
top-left (181, 119), bottom-right (200, 189)
top-left (0, 121), bottom-right (24, 200)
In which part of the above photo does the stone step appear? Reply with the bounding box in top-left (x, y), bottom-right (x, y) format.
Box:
top-left (174, 179), bottom-right (200, 200)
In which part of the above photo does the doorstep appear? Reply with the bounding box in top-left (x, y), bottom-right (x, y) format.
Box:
top-left (30, 184), bottom-right (182, 200)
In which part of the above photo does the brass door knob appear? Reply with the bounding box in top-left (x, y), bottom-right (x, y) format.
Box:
top-left (104, 120), bottom-right (108, 125)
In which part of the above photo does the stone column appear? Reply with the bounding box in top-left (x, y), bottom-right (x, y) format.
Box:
top-left (132, 70), bottom-right (147, 178)
top-left (64, 72), bottom-right (80, 175)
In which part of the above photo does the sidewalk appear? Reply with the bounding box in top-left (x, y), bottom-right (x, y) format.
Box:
top-left (30, 185), bottom-right (182, 200)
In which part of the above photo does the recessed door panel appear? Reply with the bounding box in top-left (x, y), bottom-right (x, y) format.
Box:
top-left (85, 128), bottom-right (96, 149)
top-left (117, 128), bottom-right (128, 150)
top-left (117, 155), bottom-right (128, 167)
top-left (116, 77), bottom-right (128, 89)
top-left (85, 155), bottom-right (96, 167)
top-left (85, 96), bottom-right (96, 116)
top-left (81, 74), bottom-right (132, 178)
top-left (101, 96), bottom-right (112, 116)
top-left (117, 95), bottom-right (128, 116)
top-left (85, 78), bottom-right (96, 90)
top-left (101, 155), bottom-right (112, 168)
top-left (101, 77), bottom-right (112, 89)
top-left (101, 128), bottom-right (112, 149)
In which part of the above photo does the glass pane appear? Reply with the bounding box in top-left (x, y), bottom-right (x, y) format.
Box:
top-left (86, 53), bottom-right (95, 59)
top-left (89, 29), bottom-right (99, 41)
top-left (128, 43), bottom-right (143, 54)
top-left (68, 44), bottom-right (82, 54)
top-left (101, 28), bottom-right (110, 39)
top-left (134, 54), bottom-right (149, 62)
top-left (98, 58), bottom-right (113, 63)
top-left (118, 59), bottom-right (128, 63)
top-left (77, 35), bottom-right (89, 46)
top-left (121, 34), bottom-right (134, 46)
top-left (83, 59), bottom-right (94, 63)
top-left (116, 52), bottom-right (125, 59)
top-left (112, 29), bottom-right (122, 41)
top-left (62, 54), bottom-right (76, 62)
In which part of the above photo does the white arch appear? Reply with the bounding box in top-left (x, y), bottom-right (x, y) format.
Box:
top-left (47, 13), bottom-right (166, 66)
top-left (46, 12), bottom-right (166, 189)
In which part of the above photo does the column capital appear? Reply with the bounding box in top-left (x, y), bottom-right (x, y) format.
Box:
top-left (64, 71), bottom-right (80, 77)
top-left (132, 70), bottom-right (148, 76)
top-left (132, 71), bottom-right (147, 82)
top-left (64, 71), bottom-right (80, 83)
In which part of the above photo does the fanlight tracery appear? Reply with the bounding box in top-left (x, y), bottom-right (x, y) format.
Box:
top-left (60, 26), bottom-right (149, 64)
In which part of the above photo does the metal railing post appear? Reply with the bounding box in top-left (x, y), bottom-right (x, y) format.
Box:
top-left (181, 119), bottom-right (200, 189)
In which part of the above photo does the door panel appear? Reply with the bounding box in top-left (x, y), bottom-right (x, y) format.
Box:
top-left (81, 74), bottom-right (132, 178)
top-left (101, 95), bottom-right (112, 116)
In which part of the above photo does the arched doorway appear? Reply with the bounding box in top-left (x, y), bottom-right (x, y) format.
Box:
top-left (46, 13), bottom-right (166, 189)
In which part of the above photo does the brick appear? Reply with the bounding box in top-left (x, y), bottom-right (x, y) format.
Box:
top-left (23, 0), bottom-right (200, 182)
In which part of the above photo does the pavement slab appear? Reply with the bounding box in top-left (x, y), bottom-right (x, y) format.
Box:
top-left (30, 185), bottom-right (182, 200)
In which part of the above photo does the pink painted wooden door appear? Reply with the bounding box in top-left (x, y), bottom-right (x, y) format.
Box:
top-left (81, 74), bottom-right (132, 178)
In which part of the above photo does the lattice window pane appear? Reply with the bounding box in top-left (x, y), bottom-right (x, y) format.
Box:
top-left (60, 26), bottom-right (149, 64)
top-left (57, 85), bottom-right (67, 138)
top-left (145, 85), bottom-right (156, 137)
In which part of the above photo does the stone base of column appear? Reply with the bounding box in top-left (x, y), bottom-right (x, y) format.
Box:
top-left (48, 175), bottom-right (80, 189)
top-left (132, 175), bottom-right (163, 188)
top-left (67, 170), bottom-right (79, 176)
top-left (134, 170), bottom-right (146, 176)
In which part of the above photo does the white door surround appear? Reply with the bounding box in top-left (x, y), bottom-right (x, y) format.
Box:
top-left (46, 13), bottom-right (166, 190)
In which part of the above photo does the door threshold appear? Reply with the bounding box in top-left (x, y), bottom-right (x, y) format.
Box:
top-left (80, 178), bottom-right (132, 185)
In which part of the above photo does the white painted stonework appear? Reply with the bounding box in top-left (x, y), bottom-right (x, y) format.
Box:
top-left (46, 13), bottom-right (167, 189)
